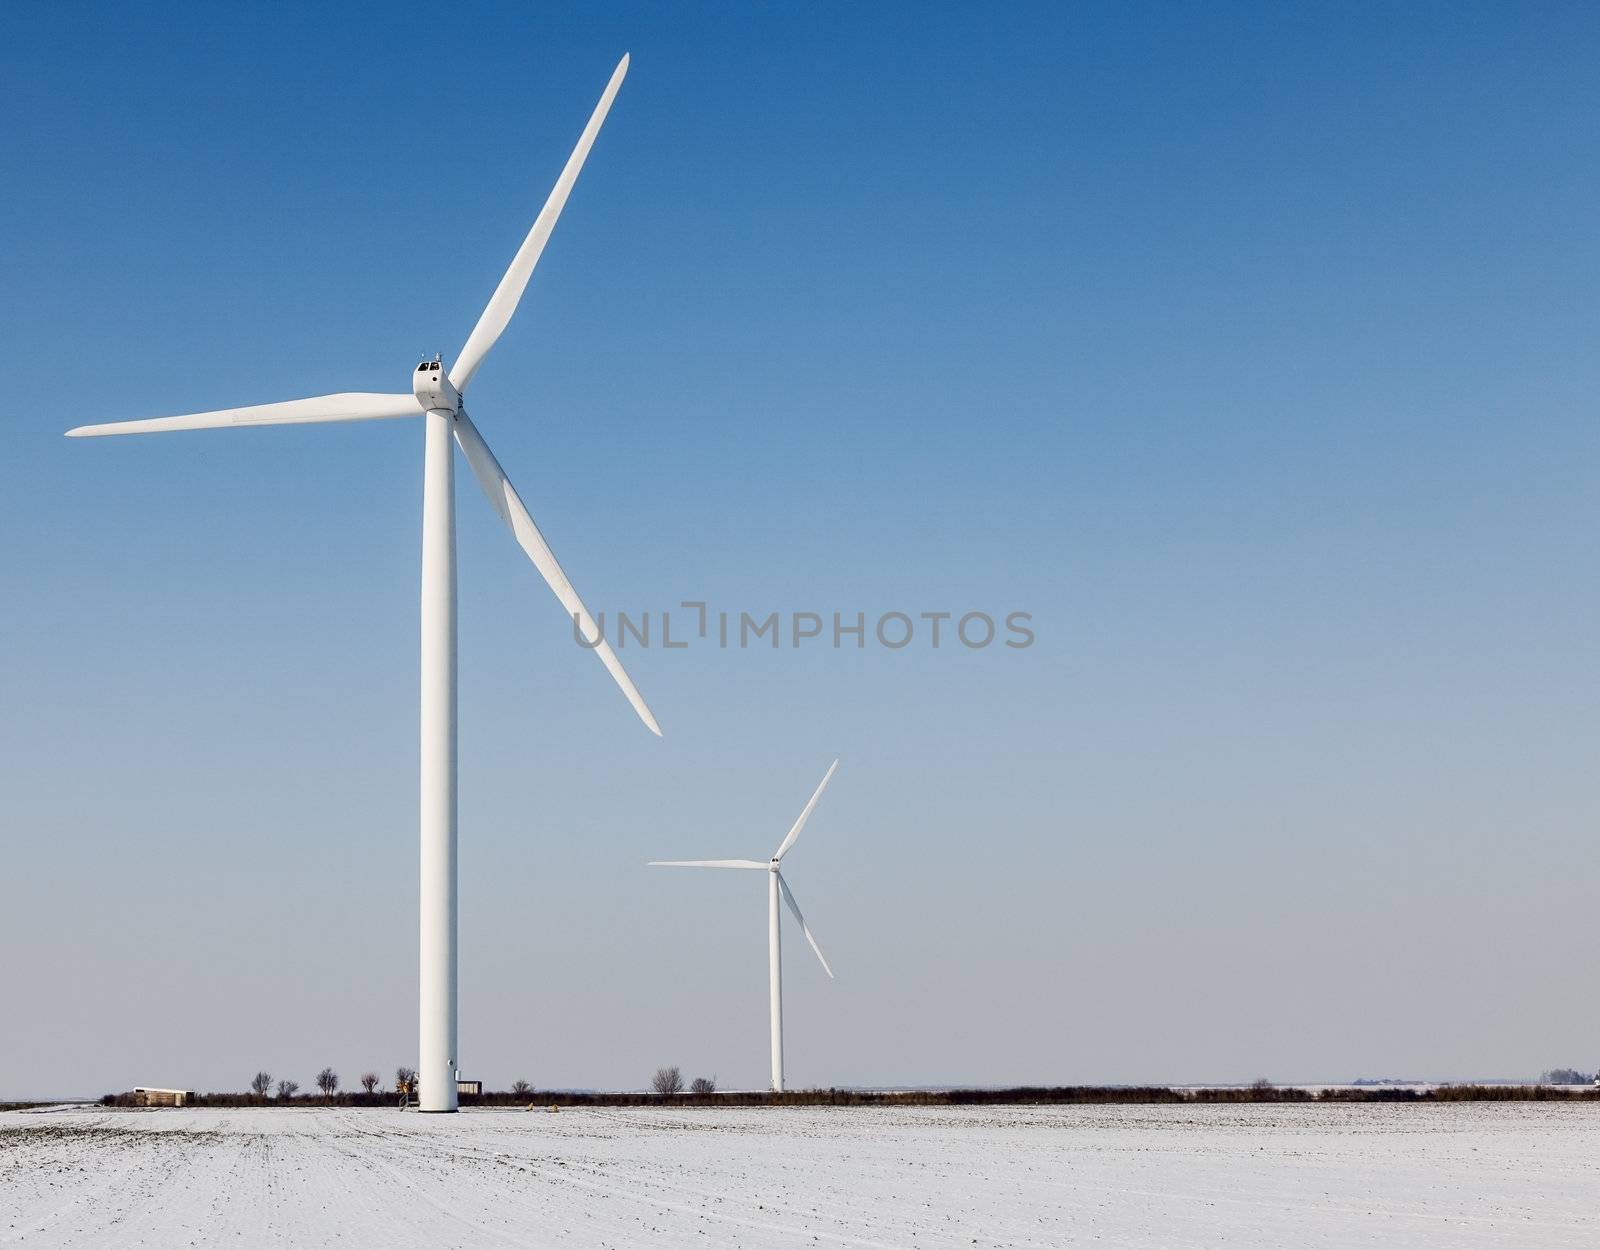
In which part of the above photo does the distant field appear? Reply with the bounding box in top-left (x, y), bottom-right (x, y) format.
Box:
top-left (3, 1102), bottom-right (1597, 1247)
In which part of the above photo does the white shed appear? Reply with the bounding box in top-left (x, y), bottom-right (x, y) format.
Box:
top-left (132, 1087), bottom-right (194, 1107)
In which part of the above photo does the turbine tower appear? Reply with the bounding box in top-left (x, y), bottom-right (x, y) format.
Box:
top-left (651, 761), bottom-right (839, 1091)
top-left (67, 55), bottom-right (657, 1113)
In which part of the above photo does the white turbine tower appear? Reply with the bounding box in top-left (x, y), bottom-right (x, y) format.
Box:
top-left (650, 760), bottom-right (839, 1092)
top-left (66, 55), bottom-right (657, 1113)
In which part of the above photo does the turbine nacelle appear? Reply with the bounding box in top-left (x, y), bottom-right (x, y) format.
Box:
top-left (413, 359), bottom-right (461, 414)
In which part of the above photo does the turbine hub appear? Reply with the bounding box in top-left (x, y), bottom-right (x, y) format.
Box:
top-left (413, 358), bottom-right (460, 414)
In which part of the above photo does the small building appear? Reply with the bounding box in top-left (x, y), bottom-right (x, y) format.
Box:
top-left (133, 1087), bottom-right (194, 1107)
top-left (456, 1079), bottom-right (482, 1097)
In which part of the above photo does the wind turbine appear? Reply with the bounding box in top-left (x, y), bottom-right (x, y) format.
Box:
top-left (66, 55), bottom-right (657, 1113)
top-left (650, 760), bottom-right (839, 1092)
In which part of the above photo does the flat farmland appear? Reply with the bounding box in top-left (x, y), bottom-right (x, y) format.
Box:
top-left (2, 1102), bottom-right (1596, 1247)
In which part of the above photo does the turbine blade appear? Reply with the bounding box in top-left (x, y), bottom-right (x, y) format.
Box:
top-left (773, 759), bottom-right (838, 861)
top-left (648, 859), bottom-right (768, 869)
top-left (452, 409), bottom-right (661, 736)
top-left (777, 872), bottom-right (834, 978)
top-left (66, 393), bottom-right (423, 438)
top-left (450, 54), bottom-right (629, 393)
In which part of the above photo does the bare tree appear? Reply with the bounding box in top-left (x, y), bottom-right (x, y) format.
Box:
top-left (511, 1079), bottom-right (532, 1098)
top-left (250, 1071), bottom-right (273, 1099)
top-left (276, 1079), bottom-right (299, 1100)
top-left (360, 1073), bottom-right (379, 1095)
top-left (316, 1067), bottom-right (339, 1096)
top-left (395, 1066), bottom-right (417, 1091)
top-left (652, 1066), bottom-right (684, 1096)
top-left (690, 1076), bottom-right (716, 1095)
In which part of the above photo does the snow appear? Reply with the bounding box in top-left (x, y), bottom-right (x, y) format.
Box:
top-left (2, 1102), bottom-right (1596, 1247)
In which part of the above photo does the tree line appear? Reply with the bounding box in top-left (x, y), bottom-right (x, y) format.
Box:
top-left (246, 1068), bottom-right (386, 1100)
top-left (101, 1080), bottom-right (1600, 1109)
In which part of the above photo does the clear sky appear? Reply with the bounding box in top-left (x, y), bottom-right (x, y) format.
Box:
top-left (4, 2), bottom-right (1599, 1098)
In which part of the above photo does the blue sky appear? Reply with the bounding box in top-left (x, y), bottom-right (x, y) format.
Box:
top-left (3, 2), bottom-right (1600, 1096)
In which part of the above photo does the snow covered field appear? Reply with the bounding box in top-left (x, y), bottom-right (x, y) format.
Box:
top-left (2, 1102), bottom-right (1596, 1248)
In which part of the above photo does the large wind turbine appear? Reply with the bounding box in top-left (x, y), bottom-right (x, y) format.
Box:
top-left (67, 55), bottom-right (657, 1113)
top-left (650, 761), bottom-right (839, 1092)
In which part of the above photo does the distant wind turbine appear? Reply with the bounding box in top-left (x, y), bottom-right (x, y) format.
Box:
top-left (67, 55), bottom-right (657, 1113)
top-left (651, 761), bottom-right (839, 1092)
